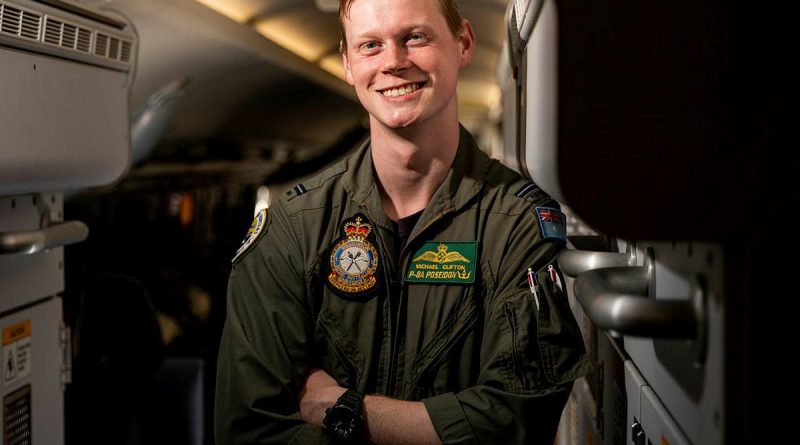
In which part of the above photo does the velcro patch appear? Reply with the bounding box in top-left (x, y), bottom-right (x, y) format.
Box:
top-left (405, 242), bottom-right (477, 284)
top-left (534, 207), bottom-right (566, 241)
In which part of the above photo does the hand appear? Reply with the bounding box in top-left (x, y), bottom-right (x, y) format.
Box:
top-left (298, 368), bottom-right (347, 427)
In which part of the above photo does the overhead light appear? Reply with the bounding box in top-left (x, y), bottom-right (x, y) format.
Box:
top-left (195, 0), bottom-right (251, 22)
top-left (255, 20), bottom-right (328, 62)
top-left (315, 0), bottom-right (340, 13)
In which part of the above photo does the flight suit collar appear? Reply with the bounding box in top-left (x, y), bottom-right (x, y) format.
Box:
top-left (343, 125), bottom-right (493, 231)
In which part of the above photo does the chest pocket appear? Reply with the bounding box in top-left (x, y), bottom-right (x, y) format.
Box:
top-left (310, 253), bottom-right (369, 391)
top-left (407, 285), bottom-right (481, 399)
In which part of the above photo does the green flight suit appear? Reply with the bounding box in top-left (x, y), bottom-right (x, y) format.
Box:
top-left (215, 126), bottom-right (591, 444)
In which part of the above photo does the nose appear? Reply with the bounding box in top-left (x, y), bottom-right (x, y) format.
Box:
top-left (382, 42), bottom-right (410, 74)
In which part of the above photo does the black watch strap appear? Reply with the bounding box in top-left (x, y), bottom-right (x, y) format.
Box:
top-left (323, 388), bottom-right (365, 443)
top-left (337, 389), bottom-right (364, 412)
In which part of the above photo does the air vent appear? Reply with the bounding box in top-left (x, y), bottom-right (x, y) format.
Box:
top-left (3, 385), bottom-right (32, 445)
top-left (94, 33), bottom-right (133, 62)
top-left (120, 40), bottom-right (131, 62)
top-left (94, 32), bottom-right (108, 56)
top-left (108, 36), bottom-right (119, 59)
top-left (62, 22), bottom-right (75, 47)
top-left (76, 27), bottom-right (91, 52)
top-left (43, 16), bottom-right (95, 52)
top-left (2, 1), bottom-right (132, 67)
top-left (43, 16), bottom-right (60, 44)
top-left (0, 2), bottom-right (42, 41)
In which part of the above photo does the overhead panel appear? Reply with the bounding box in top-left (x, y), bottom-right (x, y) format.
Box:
top-left (0, 0), bottom-right (135, 196)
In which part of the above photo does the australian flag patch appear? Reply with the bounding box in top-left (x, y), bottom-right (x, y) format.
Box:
top-left (534, 207), bottom-right (566, 241)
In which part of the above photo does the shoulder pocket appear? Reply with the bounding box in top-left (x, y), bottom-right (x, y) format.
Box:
top-left (534, 266), bottom-right (591, 385)
top-left (496, 290), bottom-right (545, 392)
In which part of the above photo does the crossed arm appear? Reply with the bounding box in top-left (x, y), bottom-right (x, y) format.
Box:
top-left (299, 368), bottom-right (441, 445)
top-left (215, 203), bottom-right (588, 445)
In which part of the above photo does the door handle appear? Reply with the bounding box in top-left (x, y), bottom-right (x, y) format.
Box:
top-left (573, 265), bottom-right (706, 340)
top-left (558, 249), bottom-right (633, 277)
top-left (0, 221), bottom-right (89, 255)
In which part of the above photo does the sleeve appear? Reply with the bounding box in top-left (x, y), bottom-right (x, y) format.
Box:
top-left (423, 203), bottom-right (591, 445)
top-left (214, 204), bottom-right (332, 445)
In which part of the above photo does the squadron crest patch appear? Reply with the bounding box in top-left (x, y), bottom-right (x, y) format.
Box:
top-left (325, 214), bottom-right (380, 298)
top-left (534, 206), bottom-right (567, 241)
top-left (232, 208), bottom-right (268, 264)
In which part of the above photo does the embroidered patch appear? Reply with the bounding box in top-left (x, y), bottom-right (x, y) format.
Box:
top-left (534, 207), bottom-right (566, 241)
top-left (326, 214), bottom-right (380, 298)
top-left (405, 242), bottom-right (477, 284)
top-left (232, 208), bottom-right (268, 264)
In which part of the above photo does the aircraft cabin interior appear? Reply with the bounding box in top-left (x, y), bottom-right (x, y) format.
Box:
top-left (0, 0), bottom-right (793, 444)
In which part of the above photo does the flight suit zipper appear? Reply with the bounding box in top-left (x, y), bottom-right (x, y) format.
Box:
top-left (386, 207), bottom-right (454, 396)
top-left (359, 203), bottom-right (455, 396)
top-left (358, 205), bottom-right (398, 395)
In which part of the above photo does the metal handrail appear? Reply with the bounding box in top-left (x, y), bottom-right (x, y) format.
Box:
top-left (573, 266), bottom-right (704, 339)
top-left (558, 249), bottom-right (631, 277)
top-left (0, 221), bottom-right (89, 255)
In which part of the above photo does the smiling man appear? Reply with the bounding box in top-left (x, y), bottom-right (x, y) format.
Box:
top-left (215, 0), bottom-right (590, 444)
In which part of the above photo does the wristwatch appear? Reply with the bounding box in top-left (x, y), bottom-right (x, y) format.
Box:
top-left (323, 389), bottom-right (365, 443)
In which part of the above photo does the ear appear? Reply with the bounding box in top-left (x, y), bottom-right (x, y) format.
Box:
top-left (458, 19), bottom-right (476, 68)
top-left (341, 41), bottom-right (355, 86)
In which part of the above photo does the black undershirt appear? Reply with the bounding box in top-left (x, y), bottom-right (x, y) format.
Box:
top-left (388, 210), bottom-right (423, 390)
top-left (395, 210), bottom-right (423, 252)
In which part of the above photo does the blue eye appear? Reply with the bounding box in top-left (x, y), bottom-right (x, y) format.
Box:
top-left (406, 33), bottom-right (427, 45)
top-left (361, 42), bottom-right (379, 51)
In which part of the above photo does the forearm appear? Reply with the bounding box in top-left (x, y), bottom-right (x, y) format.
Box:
top-left (362, 395), bottom-right (441, 445)
top-left (300, 369), bottom-right (441, 444)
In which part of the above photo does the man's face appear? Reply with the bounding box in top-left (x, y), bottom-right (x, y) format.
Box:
top-left (341, 0), bottom-right (474, 130)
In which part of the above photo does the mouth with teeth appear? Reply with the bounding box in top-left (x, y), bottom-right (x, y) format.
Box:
top-left (377, 82), bottom-right (426, 98)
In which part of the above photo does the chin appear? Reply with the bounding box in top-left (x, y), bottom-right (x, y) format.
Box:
top-left (372, 114), bottom-right (419, 130)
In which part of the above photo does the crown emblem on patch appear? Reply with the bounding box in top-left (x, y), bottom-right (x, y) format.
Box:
top-left (325, 214), bottom-right (380, 298)
top-left (344, 217), bottom-right (371, 238)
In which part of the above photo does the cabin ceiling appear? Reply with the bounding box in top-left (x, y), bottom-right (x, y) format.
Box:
top-left (88, 0), bottom-right (510, 184)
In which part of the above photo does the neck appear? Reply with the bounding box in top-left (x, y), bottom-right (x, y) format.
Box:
top-left (370, 118), bottom-right (460, 221)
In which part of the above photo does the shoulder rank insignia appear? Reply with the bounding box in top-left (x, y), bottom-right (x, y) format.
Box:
top-left (285, 183), bottom-right (307, 201)
top-left (406, 241), bottom-right (477, 284)
top-left (232, 208), bottom-right (268, 264)
top-left (325, 214), bottom-right (380, 298)
top-left (515, 182), bottom-right (537, 198)
top-left (534, 206), bottom-right (567, 241)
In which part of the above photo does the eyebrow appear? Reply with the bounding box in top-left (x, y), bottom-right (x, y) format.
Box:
top-left (353, 24), bottom-right (435, 42)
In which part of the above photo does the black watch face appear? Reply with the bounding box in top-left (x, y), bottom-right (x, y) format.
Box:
top-left (325, 407), bottom-right (359, 440)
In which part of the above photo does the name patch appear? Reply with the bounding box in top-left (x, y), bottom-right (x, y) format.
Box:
top-left (406, 242), bottom-right (477, 284)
